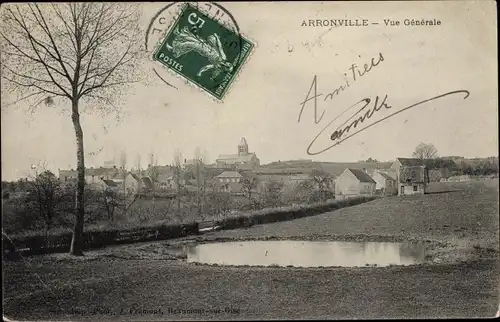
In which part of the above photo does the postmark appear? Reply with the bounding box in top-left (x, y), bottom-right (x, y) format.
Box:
top-left (146, 2), bottom-right (255, 101)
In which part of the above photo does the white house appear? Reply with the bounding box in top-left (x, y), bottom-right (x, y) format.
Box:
top-left (215, 171), bottom-right (243, 184)
top-left (372, 172), bottom-right (397, 196)
top-left (335, 168), bottom-right (376, 196)
top-left (123, 173), bottom-right (143, 195)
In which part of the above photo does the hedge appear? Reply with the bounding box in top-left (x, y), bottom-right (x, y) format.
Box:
top-left (3, 196), bottom-right (376, 257)
top-left (216, 196), bottom-right (376, 230)
top-left (3, 222), bottom-right (199, 257)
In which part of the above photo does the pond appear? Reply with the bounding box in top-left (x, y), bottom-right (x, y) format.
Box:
top-left (182, 240), bottom-right (426, 267)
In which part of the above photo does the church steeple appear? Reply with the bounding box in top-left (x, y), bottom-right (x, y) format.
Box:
top-left (238, 137), bottom-right (248, 156)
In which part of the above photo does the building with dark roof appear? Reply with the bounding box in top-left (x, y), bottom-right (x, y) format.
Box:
top-left (335, 168), bottom-right (376, 196)
top-left (372, 172), bottom-right (397, 196)
top-left (215, 138), bottom-right (260, 170)
top-left (216, 171), bottom-right (243, 182)
top-left (123, 172), bottom-right (146, 195)
top-left (58, 166), bottom-right (124, 184)
top-left (390, 158), bottom-right (430, 195)
top-left (390, 157), bottom-right (459, 195)
top-left (102, 179), bottom-right (118, 187)
top-left (393, 157), bottom-right (457, 170)
top-left (141, 177), bottom-right (154, 190)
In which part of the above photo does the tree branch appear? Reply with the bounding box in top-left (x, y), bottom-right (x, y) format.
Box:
top-left (31, 4), bottom-right (74, 86)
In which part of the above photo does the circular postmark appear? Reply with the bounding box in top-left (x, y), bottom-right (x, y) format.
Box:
top-left (145, 2), bottom-right (248, 96)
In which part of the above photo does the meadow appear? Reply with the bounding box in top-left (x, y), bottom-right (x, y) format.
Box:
top-left (3, 179), bottom-right (498, 320)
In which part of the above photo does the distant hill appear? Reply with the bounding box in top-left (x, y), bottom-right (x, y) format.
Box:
top-left (260, 160), bottom-right (393, 177)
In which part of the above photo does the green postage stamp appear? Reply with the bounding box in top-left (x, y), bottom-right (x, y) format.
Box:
top-left (153, 4), bottom-right (254, 100)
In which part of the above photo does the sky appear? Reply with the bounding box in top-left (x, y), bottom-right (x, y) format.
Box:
top-left (1, 1), bottom-right (498, 181)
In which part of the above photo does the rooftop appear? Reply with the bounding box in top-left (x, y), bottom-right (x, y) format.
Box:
top-left (290, 173), bottom-right (312, 181)
top-left (216, 153), bottom-right (257, 163)
top-left (376, 172), bottom-right (395, 180)
top-left (399, 166), bottom-right (426, 183)
top-left (347, 168), bottom-right (376, 183)
top-left (396, 157), bottom-right (457, 169)
top-left (102, 179), bottom-right (118, 187)
top-left (216, 171), bottom-right (243, 178)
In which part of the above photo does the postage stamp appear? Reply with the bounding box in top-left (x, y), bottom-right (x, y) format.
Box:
top-left (152, 3), bottom-right (254, 101)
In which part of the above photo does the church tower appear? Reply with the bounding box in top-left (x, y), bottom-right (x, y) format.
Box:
top-left (238, 137), bottom-right (249, 156)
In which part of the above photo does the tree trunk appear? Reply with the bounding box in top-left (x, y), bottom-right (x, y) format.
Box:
top-left (70, 100), bottom-right (85, 256)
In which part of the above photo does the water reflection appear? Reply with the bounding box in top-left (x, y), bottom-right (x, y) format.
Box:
top-left (183, 241), bottom-right (426, 267)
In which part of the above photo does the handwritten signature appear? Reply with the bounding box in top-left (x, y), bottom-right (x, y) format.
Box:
top-left (299, 75), bottom-right (470, 155)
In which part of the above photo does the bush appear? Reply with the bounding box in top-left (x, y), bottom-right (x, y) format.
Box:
top-left (308, 190), bottom-right (335, 203)
top-left (3, 222), bottom-right (200, 255)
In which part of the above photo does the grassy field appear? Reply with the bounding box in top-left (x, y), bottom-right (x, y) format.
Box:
top-left (204, 180), bottom-right (499, 251)
top-left (3, 179), bottom-right (499, 320)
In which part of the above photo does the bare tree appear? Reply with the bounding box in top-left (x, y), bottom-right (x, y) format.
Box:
top-left (193, 147), bottom-right (204, 216)
top-left (310, 169), bottom-right (333, 191)
top-left (26, 169), bottom-right (70, 240)
top-left (1, 4), bottom-right (144, 255)
top-left (207, 190), bottom-right (232, 219)
top-left (135, 153), bottom-right (142, 173)
top-left (413, 143), bottom-right (439, 160)
top-left (174, 148), bottom-right (183, 168)
top-left (290, 179), bottom-right (316, 204)
top-left (119, 150), bottom-right (127, 170)
top-left (260, 180), bottom-right (284, 208)
top-left (118, 149), bottom-right (128, 209)
top-left (201, 149), bottom-right (210, 165)
top-left (102, 189), bottom-right (121, 221)
top-left (241, 174), bottom-right (259, 209)
top-left (147, 152), bottom-right (160, 183)
top-left (173, 149), bottom-right (183, 217)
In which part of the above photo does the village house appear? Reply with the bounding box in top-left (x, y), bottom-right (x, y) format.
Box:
top-left (163, 175), bottom-right (187, 190)
top-left (372, 172), bottom-right (397, 196)
top-left (214, 171), bottom-right (244, 194)
top-left (123, 173), bottom-right (143, 195)
top-left (398, 165), bottom-right (427, 195)
top-left (99, 179), bottom-right (120, 193)
top-left (58, 169), bottom-right (77, 182)
top-left (390, 157), bottom-right (458, 186)
top-left (216, 138), bottom-right (260, 170)
top-left (85, 166), bottom-right (123, 184)
top-left (58, 166), bottom-right (125, 184)
top-left (335, 168), bottom-right (376, 196)
top-left (215, 171), bottom-right (243, 184)
top-left (143, 165), bottom-right (174, 183)
top-left (289, 173), bottom-right (312, 186)
top-left (390, 158), bottom-right (432, 195)
top-left (141, 177), bottom-right (154, 192)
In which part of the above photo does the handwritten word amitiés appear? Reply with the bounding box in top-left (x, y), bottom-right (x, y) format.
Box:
top-left (298, 53), bottom-right (384, 124)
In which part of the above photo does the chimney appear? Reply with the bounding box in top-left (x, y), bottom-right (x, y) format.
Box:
top-left (362, 168), bottom-right (367, 173)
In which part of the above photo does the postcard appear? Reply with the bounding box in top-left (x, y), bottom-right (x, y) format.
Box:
top-left (1, 1), bottom-right (498, 320)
